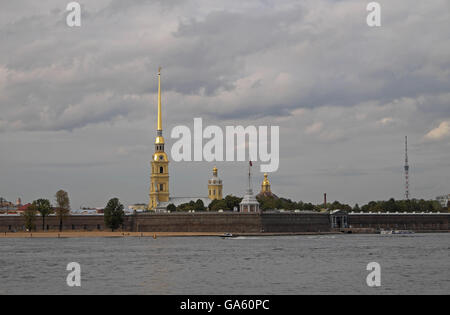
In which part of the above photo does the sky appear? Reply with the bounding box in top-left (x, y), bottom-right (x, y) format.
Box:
top-left (0, 0), bottom-right (449, 208)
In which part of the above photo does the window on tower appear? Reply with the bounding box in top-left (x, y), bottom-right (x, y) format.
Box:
top-left (160, 184), bottom-right (164, 191)
top-left (160, 166), bottom-right (164, 173)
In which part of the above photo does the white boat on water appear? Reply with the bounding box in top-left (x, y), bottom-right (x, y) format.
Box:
top-left (380, 230), bottom-right (415, 235)
top-left (221, 233), bottom-right (234, 238)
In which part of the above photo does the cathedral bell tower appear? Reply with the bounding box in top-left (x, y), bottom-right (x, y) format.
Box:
top-left (149, 67), bottom-right (169, 210)
top-left (208, 167), bottom-right (223, 200)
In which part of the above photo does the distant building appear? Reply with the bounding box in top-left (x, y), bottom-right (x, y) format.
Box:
top-left (0, 198), bottom-right (17, 214)
top-left (330, 210), bottom-right (349, 229)
top-left (208, 167), bottom-right (223, 200)
top-left (128, 204), bottom-right (147, 212)
top-left (71, 207), bottom-right (104, 215)
top-left (0, 198), bottom-right (14, 208)
top-left (17, 203), bottom-right (32, 214)
top-left (436, 194), bottom-right (450, 208)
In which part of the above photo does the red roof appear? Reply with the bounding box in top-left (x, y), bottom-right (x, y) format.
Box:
top-left (17, 203), bottom-right (32, 212)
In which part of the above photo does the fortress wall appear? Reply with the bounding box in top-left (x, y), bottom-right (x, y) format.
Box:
top-left (0, 215), bottom-right (106, 232)
top-left (261, 212), bottom-right (331, 232)
top-left (1, 212), bottom-right (448, 233)
top-left (348, 214), bottom-right (449, 231)
top-left (133, 213), bottom-right (261, 233)
top-left (0, 213), bottom-right (262, 233)
top-left (0, 212), bottom-right (331, 233)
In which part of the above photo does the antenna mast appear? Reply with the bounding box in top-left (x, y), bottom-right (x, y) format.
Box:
top-left (404, 136), bottom-right (409, 200)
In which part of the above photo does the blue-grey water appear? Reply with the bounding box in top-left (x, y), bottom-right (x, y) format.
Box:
top-left (0, 233), bottom-right (449, 295)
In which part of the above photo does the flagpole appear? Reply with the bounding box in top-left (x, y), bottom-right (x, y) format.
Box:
top-left (248, 161), bottom-right (252, 192)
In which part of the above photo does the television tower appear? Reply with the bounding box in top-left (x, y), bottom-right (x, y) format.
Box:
top-left (404, 136), bottom-right (409, 200)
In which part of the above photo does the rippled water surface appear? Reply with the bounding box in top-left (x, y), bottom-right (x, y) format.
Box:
top-left (0, 233), bottom-right (449, 294)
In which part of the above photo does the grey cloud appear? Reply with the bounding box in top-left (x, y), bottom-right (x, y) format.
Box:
top-left (0, 0), bottom-right (449, 207)
top-left (1, 0), bottom-right (449, 131)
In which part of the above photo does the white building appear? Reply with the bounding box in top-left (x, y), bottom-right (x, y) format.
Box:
top-left (436, 194), bottom-right (450, 208)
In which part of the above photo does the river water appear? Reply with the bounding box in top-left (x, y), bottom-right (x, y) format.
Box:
top-left (0, 233), bottom-right (448, 294)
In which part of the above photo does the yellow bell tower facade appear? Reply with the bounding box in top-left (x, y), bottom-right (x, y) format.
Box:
top-left (208, 167), bottom-right (223, 200)
top-left (149, 68), bottom-right (170, 210)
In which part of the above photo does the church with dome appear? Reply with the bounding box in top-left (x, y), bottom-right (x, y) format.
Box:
top-left (257, 173), bottom-right (278, 199)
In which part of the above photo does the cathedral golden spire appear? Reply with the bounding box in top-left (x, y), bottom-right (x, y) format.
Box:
top-left (155, 67), bottom-right (164, 146)
top-left (157, 66), bottom-right (162, 132)
top-left (149, 67), bottom-right (169, 211)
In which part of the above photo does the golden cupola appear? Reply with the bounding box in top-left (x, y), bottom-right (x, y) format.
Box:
top-left (261, 173), bottom-right (271, 193)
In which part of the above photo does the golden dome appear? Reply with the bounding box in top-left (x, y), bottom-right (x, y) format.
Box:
top-left (261, 173), bottom-right (271, 193)
top-left (262, 173), bottom-right (270, 186)
top-left (155, 136), bottom-right (165, 144)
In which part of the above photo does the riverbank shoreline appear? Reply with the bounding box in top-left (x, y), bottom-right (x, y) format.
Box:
top-left (1, 230), bottom-right (448, 238)
top-left (0, 231), bottom-right (343, 238)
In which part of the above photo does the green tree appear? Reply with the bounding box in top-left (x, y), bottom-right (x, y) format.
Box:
top-left (32, 199), bottom-right (53, 231)
top-left (257, 195), bottom-right (278, 210)
top-left (384, 198), bottom-right (398, 213)
top-left (55, 190), bottom-right (70, 232)
top-left (431, 200), bottom-right (444, 212)
top-left (302, 202), bottom-right (318, 211)
top-left (224, 195), bottom-right (242, 210)
top-left (104, 198), bottom-right (125, 231)
top-left (209, 199), bottom-right (228, 211)
top-left (359, 198), bottom-right (444, 213)
top-left (177, 201), bottom-right (196, 212)
top-left (22, 205), bottom-right (37, 231)
top-left (194, 199), bottom-right (206, 211)
top-left (166, 203), bottom-right (176, 212)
